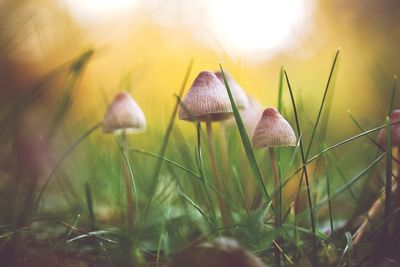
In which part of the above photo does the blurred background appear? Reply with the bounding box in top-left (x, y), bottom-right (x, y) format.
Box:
top-left (1, 0), bottom-right (400, 138)
top-left (1, 0), bottom-right (400, 220)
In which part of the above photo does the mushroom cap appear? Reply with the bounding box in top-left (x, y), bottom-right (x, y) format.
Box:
top-left (103, 91), bottom-right (146, 134)
top-left (178, 71), bottom-right (233, 122)
top-left (170, 237), bottom-right (267, 267)
top-left (252, 107), bottom-right (296, 149)
top-left (224, 96), bottom-right (263, 137)
top-left (214, 71), bottom-right (249, 109)
top-left (376, 109), bottom-right (400, 147)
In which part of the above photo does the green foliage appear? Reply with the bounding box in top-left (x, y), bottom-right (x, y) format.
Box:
top-left (1, 50), bottom-right (400, 266)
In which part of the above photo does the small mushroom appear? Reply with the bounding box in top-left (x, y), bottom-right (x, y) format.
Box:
top-left (214, 71), bottom-right (249, 110)
top-left (103, 91), bottom-right (146, 134)
top-left (179, 70), bottom-right (232, 227)
top-left (179, 70), bottom-right (233, 121)
top-left (103, 91), bottom-right (146, 232)
top-left (252, 108), bottom-right (296, 149)
top-left (252, 107), bottom-right (296, 266)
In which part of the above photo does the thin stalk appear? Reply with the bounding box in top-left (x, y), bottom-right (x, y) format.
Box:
top-left (218, 64), bottom-right (270, 203)
top-left (219, 125), bottom-right (229, 177)
top-left (150, 59), bottom-right (194, 190)
top-left (305, 48), bottom-right (340, 160)
top-left (121, 131), bottom-right (134, 233)
top-left (206, 121), bottom-right (229, 228)
top-left (384, 117), bottom-right (392, 239)
top-left (269, 147), bottom-right (281, 267)
top-left (197, 122), bottom-right (217, 231)
top-left (35, 123), bottom-right (101, 212)
top-left (284, 70), bottom-right (317, 265)
top-left (388, 75), bottom-right (397, 115)
top-left (85, 182), bottom-right (96, 229)
top-left (397, 145), bottom-right (400, 231)
top-left (326, 172), bottom-right (334, 234)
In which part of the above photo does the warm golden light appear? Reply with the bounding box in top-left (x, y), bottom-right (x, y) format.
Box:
top-left (62, 0), bottom-right (310, 59)
top-left (205, 0), bottom-right (310, 58)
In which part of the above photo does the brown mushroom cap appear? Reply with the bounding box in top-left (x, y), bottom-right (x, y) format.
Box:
top-left (252, 107), bottom-right (296, 149)
top-left (376, 109), bottom-right (400, 147)
top-left (178, 71), bottom-right (233, 122)
top-left (214, 71), bottom-right (249, 110)
top-left (170, 237), bottom-right (267, 267)
top-left (103, 91), bottom-right (146, 134)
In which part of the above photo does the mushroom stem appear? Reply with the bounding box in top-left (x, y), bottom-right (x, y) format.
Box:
top-left (219, 125), bottom-right (229, 176)
top-left (269, 147), bottom-right (281, 267)
top-left (121, 131), bottom-right (134, 233)
top-left (398, 145), bottom-right (400, 199)
top-left (206, 121), bottom-right (229, 228)
top-left (397, 145), bottom-right (400, 234)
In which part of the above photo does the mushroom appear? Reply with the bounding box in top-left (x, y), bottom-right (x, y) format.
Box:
top-left (103, 91), bottom-right (146, 232)
top-left (179, 70), bottom-right (233, 227)
top-left (214, 71), bottom-right (249, 110)
top-left (252, 107), bottom-right (296, 266)
top-left (103, 91), bottom-right (146, 134)
top-left (170, 237), bottom-right (268, 267)
top-left (225, 96), bottom-right (263, 137)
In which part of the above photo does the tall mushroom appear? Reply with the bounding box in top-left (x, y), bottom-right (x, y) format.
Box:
top-left (179, 70), bottom-right (233, 227)
top-left (252, 107), bottom-right (296, 267)
top-left (103, 91), bottom-right (146, 232)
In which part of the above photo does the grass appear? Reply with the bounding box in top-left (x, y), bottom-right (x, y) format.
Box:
top-left (1, 49), bottom-right (400, 267)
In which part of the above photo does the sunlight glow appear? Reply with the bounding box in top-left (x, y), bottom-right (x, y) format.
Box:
top-left (62, 0), bottom-right (310, 58)
top-left (61, 0), bottom-right (138, 24)
top-left (205, 0), bottom-right (309, 57)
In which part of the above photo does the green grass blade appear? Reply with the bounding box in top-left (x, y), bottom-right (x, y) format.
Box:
top-left (388, 75), bottom-right (397, 115)
top-left (283, 70), bottom-right (316, 256)
top-left (218, 64), bottom-right (271, 203)
top-left (130, 148), bottom-right (201, 179)
top-left (277, 66), bottom-right (284, 113)
top-left (116, 134), bottom-right (138, 216)
top-left (280, 122), bottom-right (398, 200)
top-left (345, 231), bottom-right (355, 267)
top-left (85, 182), bottom-right (96, 229)
top-left (150, 59), bottom-right (194, 185)
top-left (0, 50), bottom-right (94, 139)
top-left (305, 48), bottom-right (340, 159)
top-left (196, 122), bottom-right (217, 229)
top-left (312, 154), bottom-right (384, 211)
top-left (35, 122), bottom-right (102, 212)
top-left (177, 188), bottom-right (214, 229)
top-left (347, 111), bottom-right (384, 151)
top-left (306, 121), bottom-right (400, 166)
top-left (384, 116), bottom-right (392, 238)
top-left (326, 172), bottom-right (334, 234)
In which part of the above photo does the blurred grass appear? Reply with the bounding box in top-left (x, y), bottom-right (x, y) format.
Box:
top-left (1, 47), bottom-right (400, 267)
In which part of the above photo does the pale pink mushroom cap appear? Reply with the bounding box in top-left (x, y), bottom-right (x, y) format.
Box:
top-left (224, 96), bottom-right (263, 137)
top-left (103, 91), bottom-right (146, 134)
top-left (376, 109), bottom-right (400, 147)
top-left (214, 71), bottom-right (249, 110)
top-left (252, 107), bottom-right (297, 149)
top-left (179, 71), bottom-right (233, 122)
